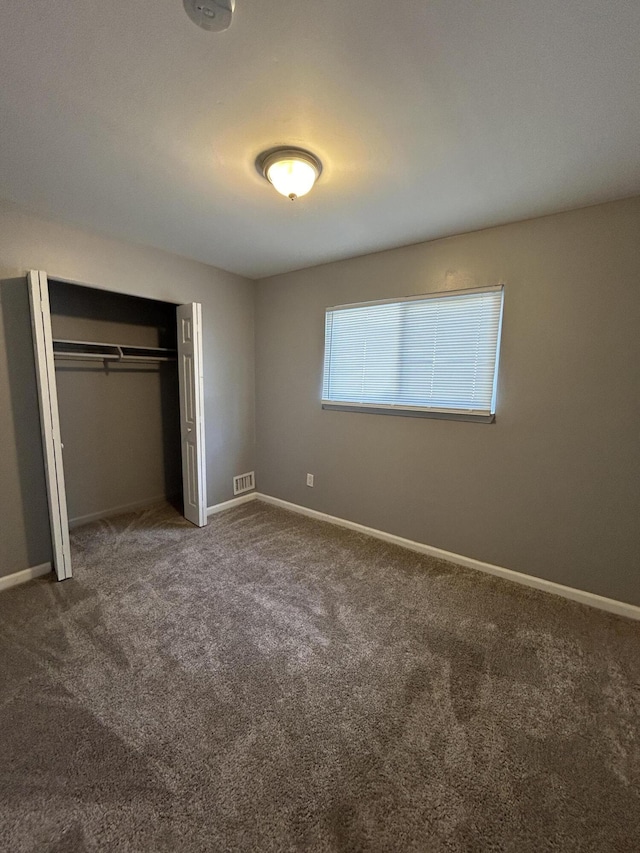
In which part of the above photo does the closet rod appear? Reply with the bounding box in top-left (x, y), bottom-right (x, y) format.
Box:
top-left (52, 338), bottom-right (177, 363)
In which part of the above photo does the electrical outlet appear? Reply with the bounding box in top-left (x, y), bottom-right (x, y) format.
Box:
top-left (306, 473), bottom-right (314, 487)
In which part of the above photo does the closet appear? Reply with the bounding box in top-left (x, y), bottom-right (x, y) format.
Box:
top-left (28, 271), bottom-right (207, 581)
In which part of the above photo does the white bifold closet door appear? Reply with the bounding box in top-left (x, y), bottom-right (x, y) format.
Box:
top-left (177, 303), bottom-right (207, 527)
top-left (28, 271), bottom-right (208, 582)
top-left (28, 270), bottom-right (72, 580)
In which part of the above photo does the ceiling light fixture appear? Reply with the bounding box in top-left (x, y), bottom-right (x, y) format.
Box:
top-left (257, 148), bottom-right (323, 201)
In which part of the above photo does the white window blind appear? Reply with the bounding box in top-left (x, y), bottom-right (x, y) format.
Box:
top-left (322, 285), bottom-right (504, 421)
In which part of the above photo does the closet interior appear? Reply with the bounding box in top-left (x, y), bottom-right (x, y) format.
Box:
top-left (48, 281), bottom-right (182, 528)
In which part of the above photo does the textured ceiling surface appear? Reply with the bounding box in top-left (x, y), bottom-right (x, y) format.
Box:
top-left (0, 0), bottom-right (639, 278)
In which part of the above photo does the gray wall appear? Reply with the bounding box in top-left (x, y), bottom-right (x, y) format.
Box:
top-left (2, 194), bottom-right (639, 604)
top-left (0, 199), bottom-right (255, 578)
top-left (256, 197), bottom-right (640, 606)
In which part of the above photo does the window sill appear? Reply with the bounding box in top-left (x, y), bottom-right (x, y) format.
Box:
top-left (321, 403), bottom-right (495, 423)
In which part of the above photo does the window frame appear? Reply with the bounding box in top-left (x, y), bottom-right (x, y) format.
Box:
top-left (321, 284), bottom-right (504, 423)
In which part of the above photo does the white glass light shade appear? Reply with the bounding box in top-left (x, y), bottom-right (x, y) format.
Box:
top-left (259, 148), bottom-right (322, 200)
top-left (266, 158), bottom-right (317, 200)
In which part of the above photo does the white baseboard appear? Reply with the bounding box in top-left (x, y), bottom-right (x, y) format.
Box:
top-left (207, 492), bottom-right (257, 517)
top-left (69, 495), bottom-right (168, 529)
top-left (0, 562), bottom-right (52, 593)
top-left (255, 493), bottom-right (640, 622)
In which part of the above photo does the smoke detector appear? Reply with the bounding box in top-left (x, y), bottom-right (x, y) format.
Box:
top-left (183, 0), bottom-right (235, 32)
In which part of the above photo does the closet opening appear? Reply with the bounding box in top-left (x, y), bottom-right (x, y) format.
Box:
top-left (29, 271), bottom-right (208, 581)
top-left (49, 281), bottom-right (182, 529)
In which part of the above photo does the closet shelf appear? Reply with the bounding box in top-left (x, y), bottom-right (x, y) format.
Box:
top-left (52, 339), bottom-right (177, 363)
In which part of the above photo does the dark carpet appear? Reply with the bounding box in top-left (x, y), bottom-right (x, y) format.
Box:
top-left (0, 501), bottom-right (639, 852)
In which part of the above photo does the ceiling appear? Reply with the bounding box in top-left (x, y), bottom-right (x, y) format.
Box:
top-left (0, 0), bottom-right (639, 279)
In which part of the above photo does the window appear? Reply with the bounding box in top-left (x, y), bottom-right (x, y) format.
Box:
top-left (322, 285), bottom-right (504, 422)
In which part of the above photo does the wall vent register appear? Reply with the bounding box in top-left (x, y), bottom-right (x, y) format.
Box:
top-left (233, 471), bottom-right (255, 495)
top-left (322, 285), bottom-right (504, 422)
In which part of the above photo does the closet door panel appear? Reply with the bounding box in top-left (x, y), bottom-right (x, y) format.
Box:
top-left (177, 303), bottom-right (207, 527)
top-left (28, 270), bottom-right (72, 580)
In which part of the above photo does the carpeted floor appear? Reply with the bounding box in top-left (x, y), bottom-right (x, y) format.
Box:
top-left (0, 501), bottom-right (639, 852)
